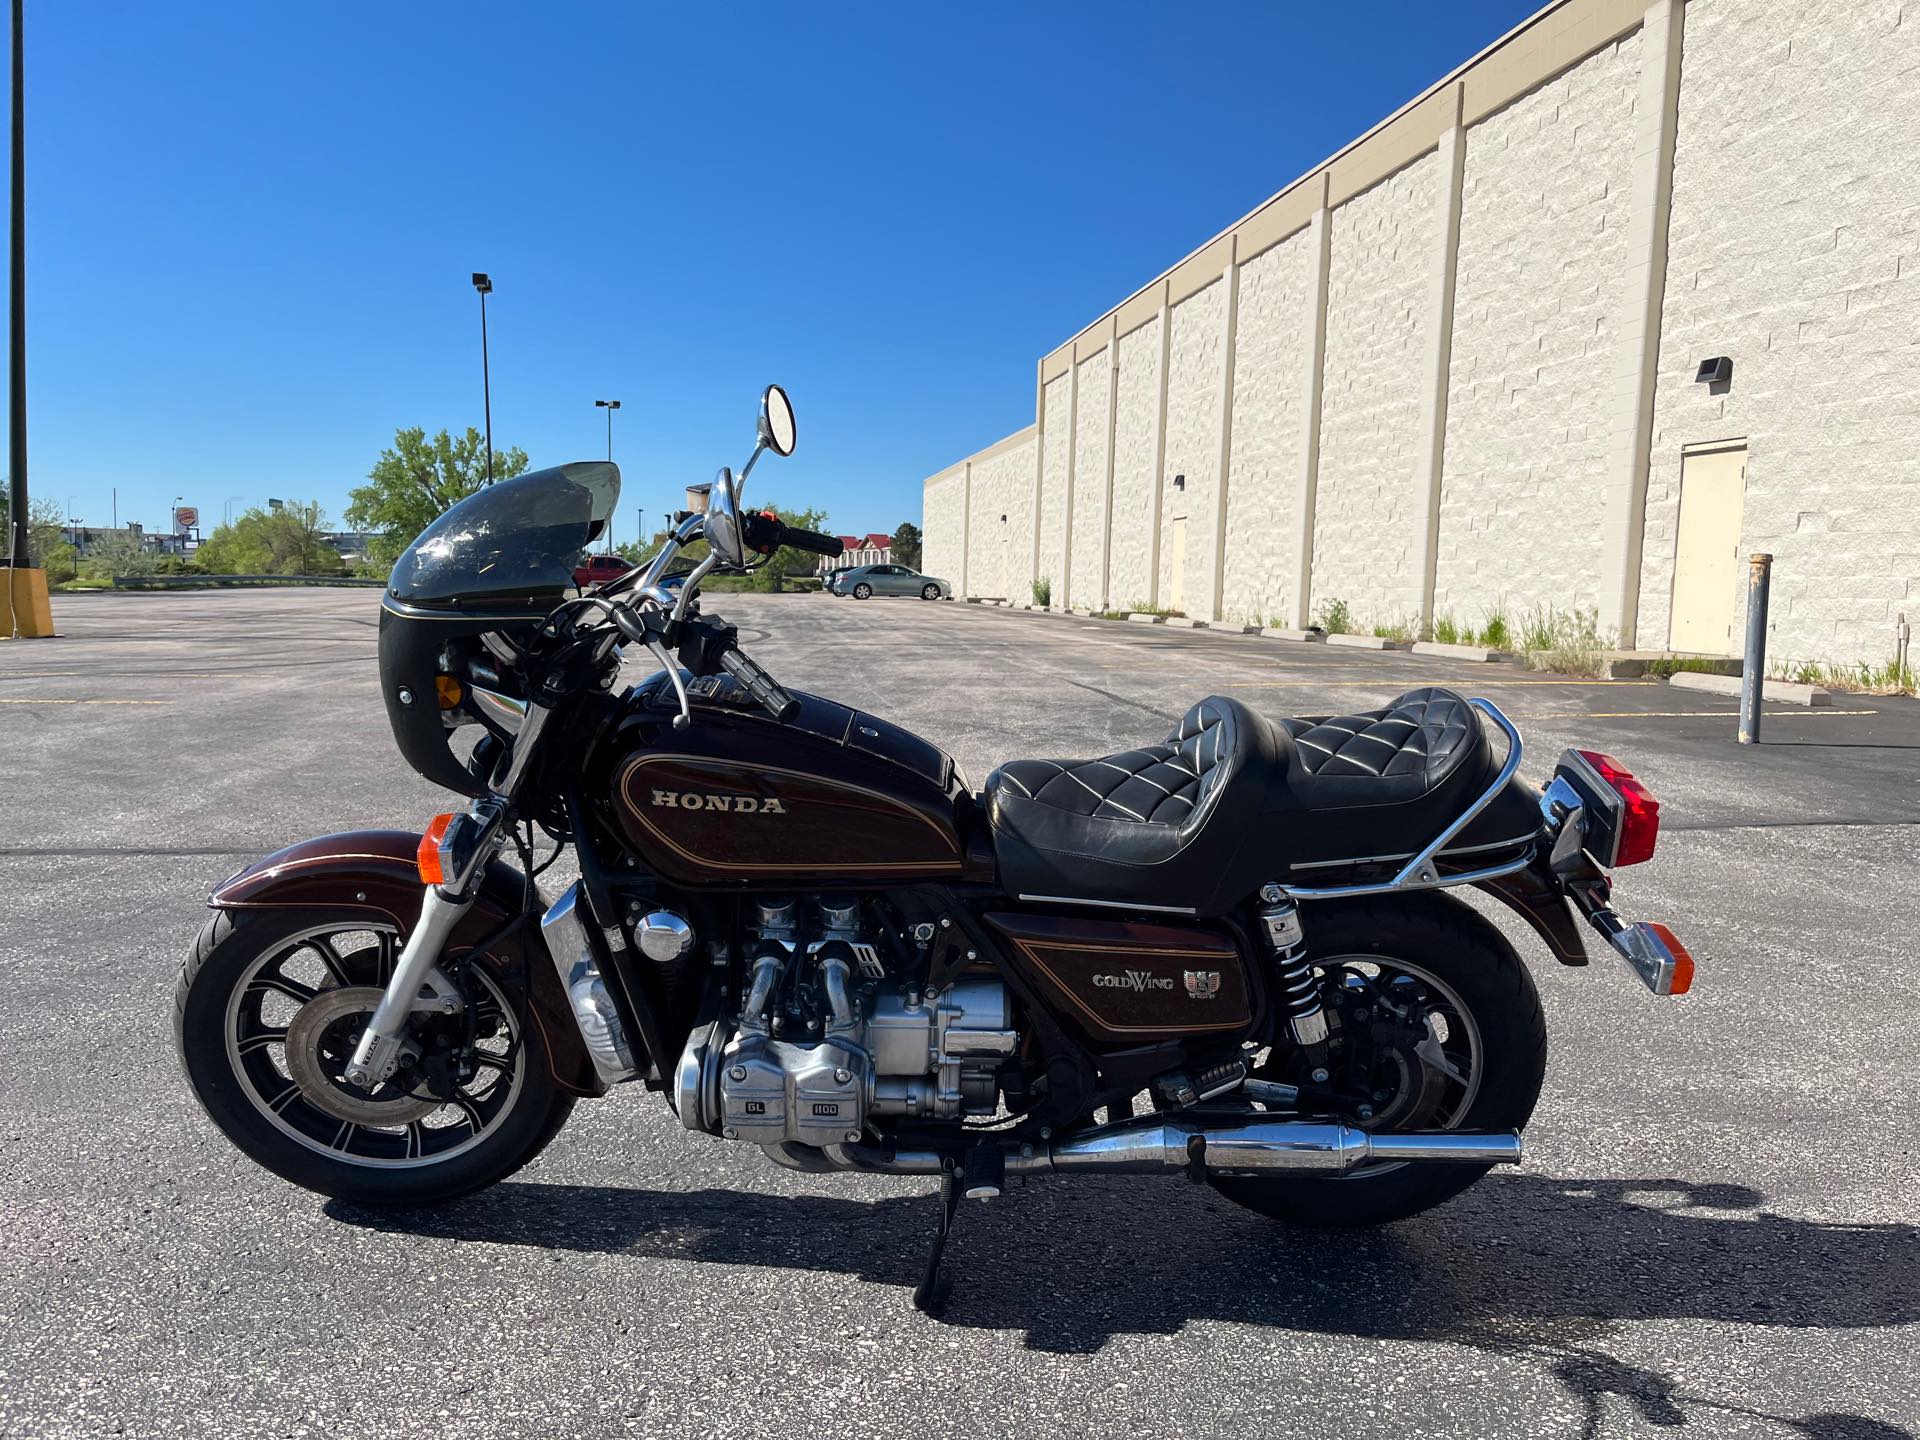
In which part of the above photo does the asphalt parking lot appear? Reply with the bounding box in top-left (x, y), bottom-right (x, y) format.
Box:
top-left (3, 587), bottom-right (1918, 1439)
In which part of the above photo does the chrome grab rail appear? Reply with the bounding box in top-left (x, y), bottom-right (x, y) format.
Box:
top-left (1285, 697), bottom-right (1529, 900)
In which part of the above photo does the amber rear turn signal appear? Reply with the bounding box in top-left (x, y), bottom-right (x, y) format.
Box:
top-left (434, 675), bottom-right (464, 709)
top-left (1644, 923), bottom-right (1695, 995)
top-left (416, 813), bottom-right (456, 886)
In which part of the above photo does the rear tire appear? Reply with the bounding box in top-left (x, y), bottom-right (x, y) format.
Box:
top-left (853, 583), bottom-right (873, 599)
top-left (1212, 895), bottom-right (1545, 1228)
top-left (176, 907), bottom-right (574, 1206)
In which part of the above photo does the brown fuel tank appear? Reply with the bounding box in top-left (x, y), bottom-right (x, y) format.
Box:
top-left (984, 910), bottom-right (1257, 1043)
top-left (605, 675), bottom-right (983, 887)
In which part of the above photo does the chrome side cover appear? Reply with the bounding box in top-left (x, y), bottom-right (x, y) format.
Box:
top-left (541, 882), bottom-right (641, 1086)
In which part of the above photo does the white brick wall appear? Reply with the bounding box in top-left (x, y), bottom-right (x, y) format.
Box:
top-left (1311, 152), bottom-right (1438, 632)
top-left (1069, 348), bottom-right (1112, 609)
top-left (1640, 0), bottom-right (1920, 665)
top-left (1434, 33), bottom-right (1641, 629)
top-left (1037, 376), bottom-right (1072, 604)
top-left (1220, 229), bottom-right (1315, 626)
top-left (1159, 279), bottom-right (1226, 613)
top-left (921, 468), bottom-right (965, 594)
top-left (1108, 316), bottom-right (1163, 609)
top-left (964, 435), bottom-right (1036, 600)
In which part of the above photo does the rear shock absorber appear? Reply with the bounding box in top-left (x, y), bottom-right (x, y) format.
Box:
top-left (1257, 882), bottom-right (1328, 1058)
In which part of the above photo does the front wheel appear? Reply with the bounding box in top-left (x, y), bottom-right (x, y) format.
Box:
top-left (920, 583), bottom-right (940, 600)
top-left (1212, 894), bottom-right (1546, 1228)
top-left (175, 907), bottom-right (574, 1205)
top-left (853, 583), bottom-right (873, 599)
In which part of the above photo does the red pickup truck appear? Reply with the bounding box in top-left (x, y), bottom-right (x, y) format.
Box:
top-left (572, 554), bottom-right (630, 589)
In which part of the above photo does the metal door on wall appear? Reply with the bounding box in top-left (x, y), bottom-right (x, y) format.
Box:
top-left (1167, 516), bottom-right (1186, 614)
top-left (1669, 442), bottom-right (1748, 655)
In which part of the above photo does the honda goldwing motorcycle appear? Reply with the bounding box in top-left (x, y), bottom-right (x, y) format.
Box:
top-left (177, 384), bottom-right (1693, 1309)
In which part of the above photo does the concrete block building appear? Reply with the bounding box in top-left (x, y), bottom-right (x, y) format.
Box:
top-left (922, 0), bottom-right (1920, 666)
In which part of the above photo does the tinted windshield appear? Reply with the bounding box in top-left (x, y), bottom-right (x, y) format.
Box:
top-left (387, 461), bottom-right (620, 609)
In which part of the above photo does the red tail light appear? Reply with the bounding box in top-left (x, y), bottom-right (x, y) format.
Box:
top-left (1577, 750), bottom-right (1660, 866)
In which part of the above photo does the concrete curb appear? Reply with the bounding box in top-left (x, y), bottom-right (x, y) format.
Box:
top-left (1326, 633), bottom-right (1411, 651)
top-left (1212, 623), bottom-right (1261, 634)
top-left (1261, 627), bottom-right (1326, 643)
top-left (1162, 617), bottom-right (1202, 628)
top-left (1668, 671), bottom-right (1832, 706)
top-left (1410, 640), bottom-right (1513, 662)
top-left (1126, 612), bottom-right (1165, 624)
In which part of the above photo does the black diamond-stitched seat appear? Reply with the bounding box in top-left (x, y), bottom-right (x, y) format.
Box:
top-left (984, 687), bottom-right (1507, 913)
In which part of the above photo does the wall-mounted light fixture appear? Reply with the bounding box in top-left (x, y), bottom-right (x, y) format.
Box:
top-left (1000, 514), bottom-right (1007, 523)
top-left (1695, 356), bottom-right (1732, 394)
top-left (1172, 473), bottom-right (1186, 491)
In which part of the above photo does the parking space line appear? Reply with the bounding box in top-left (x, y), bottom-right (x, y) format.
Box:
top-left (1513, 708), bottom-right (1880, 719)
top-left (0, 698), bottom-right (168, 706)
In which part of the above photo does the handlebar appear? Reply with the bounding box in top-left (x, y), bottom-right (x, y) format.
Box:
top-left (719, 647), bottom-right (800, 723)
top-left (740, 511), bottom-right (843, 559)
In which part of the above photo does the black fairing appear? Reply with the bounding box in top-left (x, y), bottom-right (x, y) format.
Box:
top-left (377, 460), bottom-right (620, 797)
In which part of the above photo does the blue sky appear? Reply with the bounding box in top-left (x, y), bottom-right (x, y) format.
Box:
top-left (14, 1), bottom-right (1539, 545)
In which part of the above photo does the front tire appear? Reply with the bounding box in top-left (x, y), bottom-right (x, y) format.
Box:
top-left (176, 907), bottom-right (574, 1206)
top-left (921, 583), bottom-right (940, 600)
top-left (1212, 895), bottom-right (1546, 1228)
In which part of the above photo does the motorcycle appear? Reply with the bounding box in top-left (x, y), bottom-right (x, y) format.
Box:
top-left (176, 384), bottom-right (1693, 1310)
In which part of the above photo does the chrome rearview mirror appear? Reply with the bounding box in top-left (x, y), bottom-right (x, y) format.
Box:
top-left (758, 384), bottom-right (796, 458)
top-left (704, 466), bottom-right (744, 569)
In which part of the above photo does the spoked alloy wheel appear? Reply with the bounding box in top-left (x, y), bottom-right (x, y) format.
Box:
top-left (921, 583), bottom-right (940, 600)
top-left (1212, 895), bottom-right (1545, 1228)
top-left (177, 908), bottom-right (574, 1204)
top-left (853, 583), bottom-right (873, 599)
top-left (223, 924), bottom-right (523, 1168)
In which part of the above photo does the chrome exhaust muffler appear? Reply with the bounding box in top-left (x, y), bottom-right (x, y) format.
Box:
top-left (822, 1114), bottom-right (1521, 1178)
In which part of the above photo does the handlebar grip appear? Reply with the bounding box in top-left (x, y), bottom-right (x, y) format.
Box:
top-left (781, 527), bottom-right (843, 558)
top-left (719, 647), bottom-right (800, 723)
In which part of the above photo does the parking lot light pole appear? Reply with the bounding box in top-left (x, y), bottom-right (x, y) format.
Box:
top-left (472, 273), bottom-right (494, 485)
top-left (595, 400), bottom-right (620, 552)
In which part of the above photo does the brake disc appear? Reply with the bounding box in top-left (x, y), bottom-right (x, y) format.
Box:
top-left (285, 986), bottom-right (439, 1127)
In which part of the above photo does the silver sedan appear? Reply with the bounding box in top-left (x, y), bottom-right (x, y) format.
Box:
top-left (831, 564), bottom-right (951, 600)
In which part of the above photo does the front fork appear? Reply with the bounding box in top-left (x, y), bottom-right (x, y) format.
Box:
top-left (342, 798), bottom-right (510, 1089)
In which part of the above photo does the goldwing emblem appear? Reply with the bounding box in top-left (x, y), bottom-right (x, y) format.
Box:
top-left (1184, 970), bottom-right (1222, 1001)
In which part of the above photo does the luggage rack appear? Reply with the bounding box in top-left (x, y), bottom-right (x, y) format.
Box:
top-left (1283, 698), bottom-right (1533, 900)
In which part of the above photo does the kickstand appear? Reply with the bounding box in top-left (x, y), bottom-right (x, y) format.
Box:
top-left (911, 1160), bottom-right (962, 1315)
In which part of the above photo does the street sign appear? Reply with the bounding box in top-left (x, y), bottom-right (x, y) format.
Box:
top-left (173, 506), bottom-right (198, 531)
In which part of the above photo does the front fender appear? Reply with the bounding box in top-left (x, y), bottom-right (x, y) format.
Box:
top-left (211, 830), bottom-right (607, 1096)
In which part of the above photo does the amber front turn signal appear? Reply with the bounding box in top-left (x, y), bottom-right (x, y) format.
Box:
top-left (417, 813), bottom-right (456, 886)
top-left (434, 675), bottom-right (464, 709)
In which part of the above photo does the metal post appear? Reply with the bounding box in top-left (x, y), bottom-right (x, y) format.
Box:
top-left (471, 273), bottom-right (495, 486)
top-left (1737, 553), bottom-right (1772, 745)
top-left (1897, 612), bottom-right (1911, 691)
top-left (8, 0), bottom-right (29, 569)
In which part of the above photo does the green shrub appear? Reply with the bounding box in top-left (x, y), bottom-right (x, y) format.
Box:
top-left (1432, 614), bottom-right (1461, 645)
top-left (1032, 576), bottom-right (1052, 608)
top-left (1372, 619), bottom-right (1414, 642)
top-left (1315, 597), bottom-right (1353, 635)
top-left (1522, 606), bottom-right (1608, 678)
top-left (1478, 610), bottom-right (1511, 650)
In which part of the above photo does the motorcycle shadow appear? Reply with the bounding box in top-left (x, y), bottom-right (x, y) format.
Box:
top-left (332, 1171), bottom-right (1919, 1377)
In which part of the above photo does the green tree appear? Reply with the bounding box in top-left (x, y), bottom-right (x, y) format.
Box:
top-left (196, 501), bottom-right (343, 576)
top-left (85, 527), bottom-right (163, 578)
top-left (891, 520), bottom-right (922, 571)
top-left (0, 492), bottom-right (69, 569)
top-left (345, 427), bottom-right (530, 569)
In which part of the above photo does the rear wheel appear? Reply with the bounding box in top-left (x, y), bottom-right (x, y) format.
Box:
top-left (176, 908), bottom-right (574, 1205)
top-left (1212, 895), bottom-right (1545, 1228)
top-left (853, 583), bottom-right (873, 599)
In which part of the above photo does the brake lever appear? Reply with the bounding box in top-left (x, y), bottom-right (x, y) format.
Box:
top-left (645, 636), bottom-right (692, 730)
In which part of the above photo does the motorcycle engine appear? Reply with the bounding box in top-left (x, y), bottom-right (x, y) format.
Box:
top-left (673, 897), bottom-right (1017, 1150)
